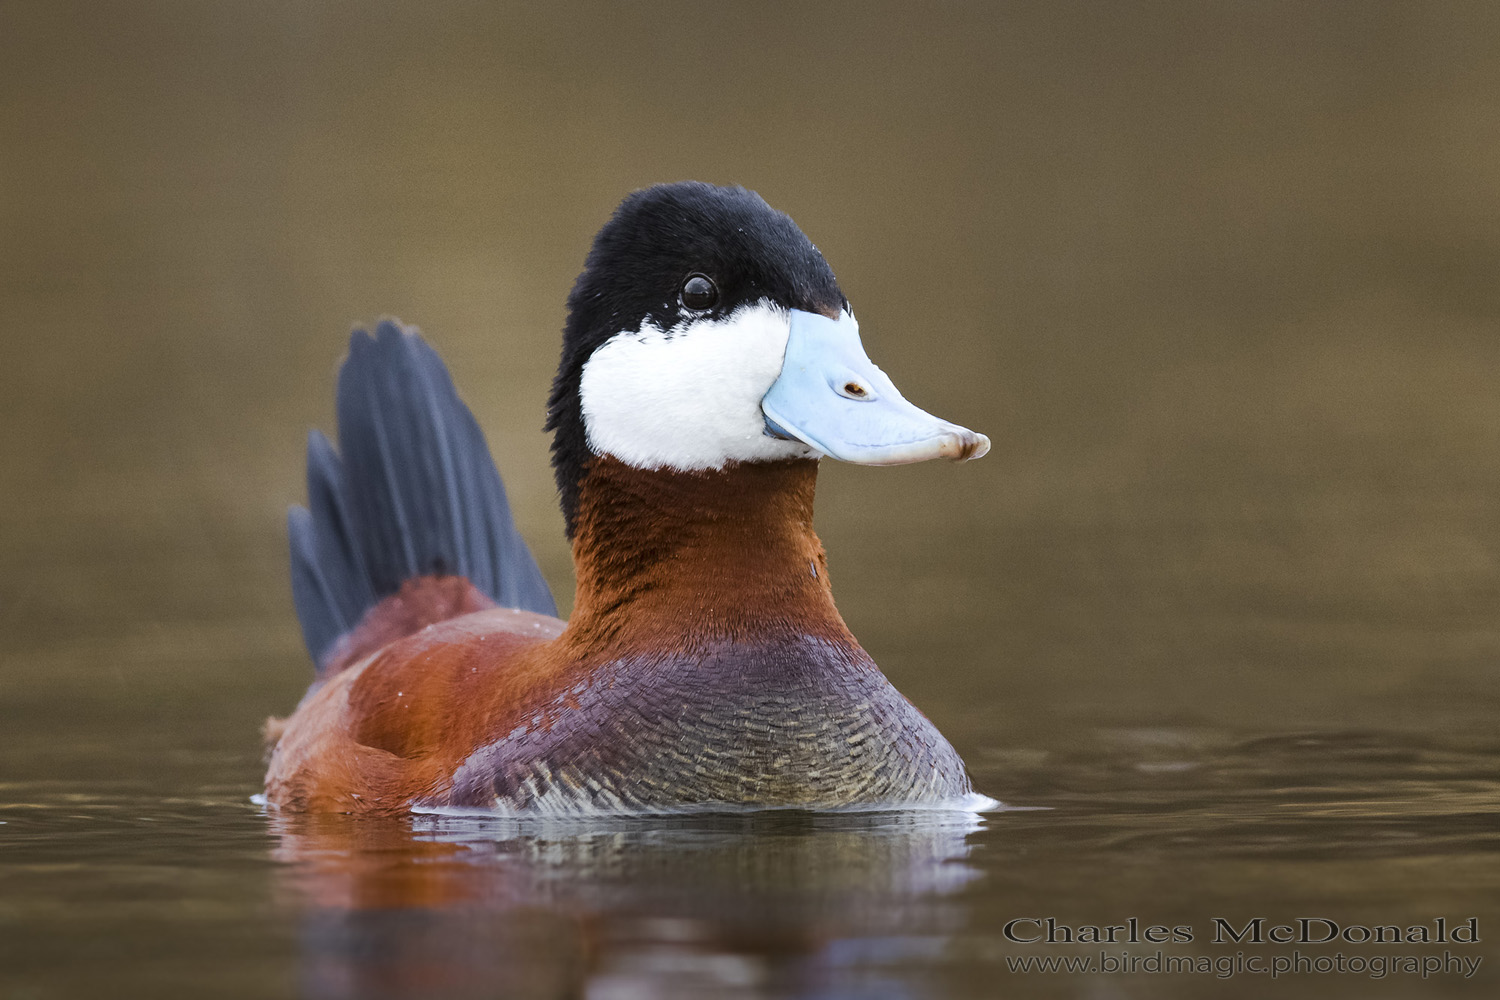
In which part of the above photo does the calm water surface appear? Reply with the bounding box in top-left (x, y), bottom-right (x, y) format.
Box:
top-left (2, 641), bottom-right (1496, 998)
top-left (5, 3), bottom-right (1500, 998)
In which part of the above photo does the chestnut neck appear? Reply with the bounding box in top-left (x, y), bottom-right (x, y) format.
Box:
top-left (564, 455), bottom-right (849, 649)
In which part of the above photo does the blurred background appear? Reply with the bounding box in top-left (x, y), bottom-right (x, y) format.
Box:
top-left (5, 0), bottom-right (1498, 744)
top-left (2, 3), bottom-right (1499, 998)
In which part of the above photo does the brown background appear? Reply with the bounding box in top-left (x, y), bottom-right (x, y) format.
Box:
top-left (5, 2), bottom-right (1498, 738)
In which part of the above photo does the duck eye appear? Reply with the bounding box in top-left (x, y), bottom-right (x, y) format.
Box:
top-left (680, 274), bottom-right (719, 311)
top-left (839, 381), bottom-right (870, 399)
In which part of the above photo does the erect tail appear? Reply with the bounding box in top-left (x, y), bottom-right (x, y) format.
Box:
top-left (288, 319), bottom-right (556, 674)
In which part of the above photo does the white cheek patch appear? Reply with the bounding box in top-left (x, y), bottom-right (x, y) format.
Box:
top-left (579, 300), bottom-right (820, 471)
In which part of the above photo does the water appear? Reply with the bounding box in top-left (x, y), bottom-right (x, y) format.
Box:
top-left (4, 2), bottom-right (1500, 997)
top-left (4, 716), bottom-right (1496, 998)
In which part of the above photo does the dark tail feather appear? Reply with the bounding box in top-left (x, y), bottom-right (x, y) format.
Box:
top-left (288, 430), bottom-right (377, 663)
top-left (289, 319), bottom-right (556, 670)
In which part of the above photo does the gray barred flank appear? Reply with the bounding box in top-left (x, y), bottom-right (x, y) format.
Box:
top-left (441, 635), bottom-right (972, 815)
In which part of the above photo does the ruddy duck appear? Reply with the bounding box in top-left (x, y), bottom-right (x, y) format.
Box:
top-left (264, 182), bottom-right (990, 815)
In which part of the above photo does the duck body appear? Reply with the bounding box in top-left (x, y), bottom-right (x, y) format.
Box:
top-left (266, 182), bottom-right (987, 815)
top-left (268, 458), bottom-right (970, 813)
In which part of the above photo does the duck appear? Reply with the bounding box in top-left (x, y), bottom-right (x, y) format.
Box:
top-left (264, 181), bottom-right (991, 815)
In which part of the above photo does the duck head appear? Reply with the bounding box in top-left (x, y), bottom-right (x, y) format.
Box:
top-left (546, 181), bottom-right (989, 536)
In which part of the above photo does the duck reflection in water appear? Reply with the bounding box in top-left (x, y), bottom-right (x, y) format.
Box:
top-left (268, 809), bottom-right (984, 999)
